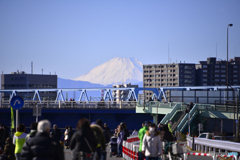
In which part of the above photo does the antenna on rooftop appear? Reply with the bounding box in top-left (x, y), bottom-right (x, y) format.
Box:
top-left (216, 43), bottom-right (217, 59)
top-left (31, 62), bottom-right (33, 74)
top-left (168, 43), bottom-right (169, 64)
top-left (42, 69), bottom-right (43, 75)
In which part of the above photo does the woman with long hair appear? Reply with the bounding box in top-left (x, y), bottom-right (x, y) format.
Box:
top-left (70, 118), bottom-right (97, 160)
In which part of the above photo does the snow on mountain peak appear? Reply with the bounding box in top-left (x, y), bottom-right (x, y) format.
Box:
top-left (73, 57), bottom-right (143, 86)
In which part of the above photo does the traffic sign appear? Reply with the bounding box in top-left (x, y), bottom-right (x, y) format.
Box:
top-left (10, 96), bottom-right (24, 110)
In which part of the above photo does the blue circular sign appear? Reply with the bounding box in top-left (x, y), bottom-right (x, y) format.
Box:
top-left (10, 96), bottom-right (24, 110)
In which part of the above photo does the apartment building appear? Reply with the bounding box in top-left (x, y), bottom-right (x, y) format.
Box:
top-left (197, 57), bottom-right (240, 86)
top-left (143, 63), bottom-right (196, 100)
top-left (112, 83), bottom-right (138, 101)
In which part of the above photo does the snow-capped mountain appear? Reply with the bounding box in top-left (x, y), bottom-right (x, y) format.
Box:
top-left (73, 57), bottom-right (143, 86)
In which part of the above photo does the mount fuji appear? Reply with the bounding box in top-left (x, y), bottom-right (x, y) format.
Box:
top-left (73, 57), bottom-right (143, 86)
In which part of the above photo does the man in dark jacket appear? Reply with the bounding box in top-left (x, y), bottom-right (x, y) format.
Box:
top-left (96, 119), bottom-right (110, 160)
top-left (21, 120), bottom-right (64, 160)
top-left (121, 122), bottom-right (130, 141)
top-left (52, 124), bottom-right (62, 142)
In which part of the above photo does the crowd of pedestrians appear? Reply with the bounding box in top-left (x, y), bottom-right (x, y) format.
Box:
top-left (0, 117), bottom-right (174, 160)
top-left (0, 118), bottom-right (111, 160)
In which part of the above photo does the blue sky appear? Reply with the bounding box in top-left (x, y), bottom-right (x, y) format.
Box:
top-left (0, 0), bottom-right (239, 79)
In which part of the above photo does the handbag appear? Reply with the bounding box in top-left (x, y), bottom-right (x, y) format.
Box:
top-left (77, 138), bottom-right (97, 160)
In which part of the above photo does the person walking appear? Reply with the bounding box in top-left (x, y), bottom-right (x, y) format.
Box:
top-left (161, 124), bottom-right (174, 155)
top-left (21, 120), bottom-right (64, 160)
top-left (52, 124), bottom-right (61, 142)
top-left (138, 122), bottom-right (149, 160)
top-left (142, 123), bottom-right (162, 160)
top-left (116, 125), bottom-right (124, 157)
top-left (70, 118), bottom-right (98, 160)
top-left (90, 122), bottom-right (106, 160)
top-left (121, 122), bottom-right (130, 141)
top-left (0, 123), bottom-right (5, 150)
top-left (67, 126), bottom-right (74, 143)
top-left (13, 124), bottom-right (27, 160)
top-left (25, 122), bottom-right (38, 141)
top-left (2, 137), bottom-right (15, 160)
top-left (96, 119), bottom-right (110, 160)
top-left (104, 123), bottom-right (110, 134)
top-left (64, 126), bottom-right (69, 149)
top-left (132, 129), bottom-right (138, 135)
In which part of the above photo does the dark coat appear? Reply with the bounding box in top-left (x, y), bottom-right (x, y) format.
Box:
top-left (67, 129), bottom-right (74, 142)
top-left (52, 128), bottom-right (62, 142)
top-left (21, 132), bottom-right (64, 160)
top-left (161, 125), bottom-right (173, 142)
top-left (70, 128), bottom-right (98, 160)
top-left (123, 128), bottom-right (130, 141)
top-left (102, 127), bottom-right (110, 144)
top-left (3, 137), bottom-right (15, 160)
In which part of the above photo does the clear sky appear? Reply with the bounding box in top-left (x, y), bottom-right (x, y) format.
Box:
top-left (0, 0), bottom-right (239, 79)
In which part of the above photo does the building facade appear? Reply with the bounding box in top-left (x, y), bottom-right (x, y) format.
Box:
top-left (112, 83), bottom-right (138, 101)
top-left (197, 57), bottom-right (240, 86)
top-left (143, 63), bottom-right (196, 100)
top-left (1, 71), bottom-right (57, 100)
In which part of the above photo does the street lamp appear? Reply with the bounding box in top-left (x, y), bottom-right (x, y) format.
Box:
top-left (227, 24), bottom-right (233, 101)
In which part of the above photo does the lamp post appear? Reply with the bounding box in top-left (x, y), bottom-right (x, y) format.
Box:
top-left (227, 24), bottom-right (233, 101)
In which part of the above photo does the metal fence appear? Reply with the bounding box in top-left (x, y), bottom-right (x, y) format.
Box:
top-left (0, 100), bottom-right (137, 109)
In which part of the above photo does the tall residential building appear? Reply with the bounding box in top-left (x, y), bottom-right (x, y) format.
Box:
top-left (197, 57), bottom-right (240, 86)
top-left (1, 71), bottom-right (57, 100)
top-left (143, 63), bottom-right (196, 100)
top-left (112, 83), bottom-right (138, 101)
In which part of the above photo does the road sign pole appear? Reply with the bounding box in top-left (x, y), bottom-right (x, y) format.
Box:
top-left (36, 105), bottom-right (38, 122)
top-left (16, 110), bottom-right (18, 132)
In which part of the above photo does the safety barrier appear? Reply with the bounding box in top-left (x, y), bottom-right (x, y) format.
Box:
top-left (123, 135), bottom-right (140, 160)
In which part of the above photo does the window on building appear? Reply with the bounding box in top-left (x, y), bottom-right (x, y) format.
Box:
top-left (215, 70), bottom-right (219, 73)
top-left (215, 65), bottom-right (219, 68)
top-left (215, 74), bottom-right (219, 77)
top-left (221, 74), bottom-right (226, 77)
top-left (203, 65), bottom-right (207, 68)
top-left (221, 65), bottom-right (226, 68)
top-left (233, 66), bottom-right (238, 69)
top-left (221, 70), bottom-right (226, 73)
top-left (203, 70), bottom-right (207, 73)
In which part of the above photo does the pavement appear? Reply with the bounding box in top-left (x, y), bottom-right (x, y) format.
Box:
top-left (64, 145), bottom-right (122, 160)
top-left (64, 147), bottom-right (212, 160)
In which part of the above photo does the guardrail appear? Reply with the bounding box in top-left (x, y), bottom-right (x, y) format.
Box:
top-left (0, 100), bottom-right (137, 109)
top-left (187, 135), bottom-right (240, 156)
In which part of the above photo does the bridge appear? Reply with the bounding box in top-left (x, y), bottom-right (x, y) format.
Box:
top-left (0, 85), bottom-right (239, 103)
